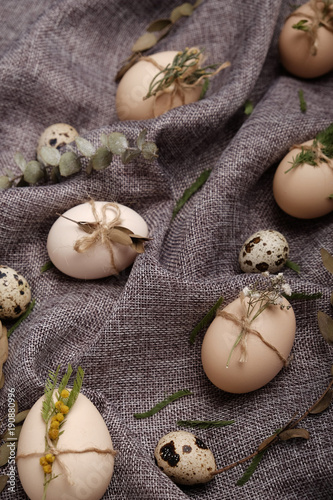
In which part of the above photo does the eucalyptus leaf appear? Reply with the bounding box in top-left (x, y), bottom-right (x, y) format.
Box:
top-left (14, 152), bottom-right (27, 172)
top-left (39, 145), bottom-right (61, 166)
top-left (141, 141), bottom-right (158, 160)
top-left (23, 161), bottom-right (45, 184)
top-left (320, 248), bottom-right (333, 274)
top-left (279, 428), bottom-right (310, 441)
top-left (59, 151), bottom-right (81, 177)
top-left (132, 33), bottom-right (157, 52)
top-left (136, 130), bottom-right (147, 150)
top-left (109, 228), bottom-right (133, 246)
top-left (146, 18), bottom-right (172, 32)
top-left (86, 159), bottom-right (93, 175)
top-left (91, 147), bottom-right (113, 171)
top-left (108, 132), bottom-right (129, 155)
top-left (179, 2), bottom-right (194, 16)
top-left (100, 133), bottom-right (109, 147)
top-left (0, 176), bottom-right (11, 190)
top-left (310, 389), bottom-right (333, 414)
top-left (3, 425), bottom-right (22, 442)
top-left (317, 311), bottom-right (333, 345)
top-left (0, 475), bottom-right (8, 494)
top-left (170, 6), bottom-right (184, 22)
top-left (0, 443), bottom-right (10, 467)
top-left (50, 165), bottom-right (61, 183)
top-left (75, 136), bottom-right (96, 157)
top-left (121, 148), bottom-right (141, 165)
top-left (15, 409), bottom-right (30, 424)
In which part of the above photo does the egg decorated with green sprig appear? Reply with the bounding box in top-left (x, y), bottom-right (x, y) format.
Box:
top-left (16, 366), bottom-right (115, 500)
top-left (273, 124), bottom-right (333, 219)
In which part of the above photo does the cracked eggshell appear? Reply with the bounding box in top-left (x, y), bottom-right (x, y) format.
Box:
top-left (239, 230), bottom-right (289, 274)
top-left (154, 430), bottom-right (216, 485)
top-left (37, 123), bottom-right (78, 155)
top-left (116, 51), bottom-right (202, 120)
top-left (17, 392), bottom-right (115, 500)
top-left (47, 201), bottom-right (149, 279)
top-left (0, 266), bottom-right (31, 319)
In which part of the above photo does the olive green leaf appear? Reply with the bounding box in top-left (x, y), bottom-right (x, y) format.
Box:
top-left (14, 152), bottom-right (27, 172)
top-left (310, 389), bottom-right (333, 414)
top-left (284, 260), bottom-right (300, 274)
top-left (50, 165), bottom-right (61, 183)
top-left (298, 89), bottom-right (307, 113)
top-left (292, 19), bottom-right (310, 31)
top-left (91, 147), bottom-right (113, 171)
top-left (320, 248), bottom-right (333, 275)
top-left (317, 311), bottom-right (333, 345)
top-left (109, 227), bottom-right (133, 246)
top-left (59, 151), bottom-right (81, 177)
top-left (279, 428), bottom-right (310, 441)
top-left (141, 141), bottom-right (159, 160)
top-left (24, 161), bottom-right (45, 184)
top-left (136, 129), bottom-right (148, 150)
top-left (236, 450), bottom-right (266, 486)
top-left (75, 136), bottom-right (96, 157)
top-left (132, 33), bottom-right (157, 52)
top-left (15, 409), bottom-right (30, 424)
top-left (100, 133), bottom-right (109, 148)
top-left (39, 146), bottom-right (61, 166)
top-left (108, 132), bottom-right (129, 155)
top-left (0, 443), bottom-right (10, 467)
top-left (244, 100), bottom-right (254, 115)
top-left (0, 475), bottom-right (8, 494)
top-left (0, 176), bottom-right (11, 189)
top-left (146, 18), bottom-right (172, 32)
top-left (121, 149), bottom-right (141, 165)
top-left (173, 169), bottom-right (212, 220)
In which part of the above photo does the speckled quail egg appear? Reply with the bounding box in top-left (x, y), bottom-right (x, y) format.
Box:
top-left (37, 123), bottom-right (78, 155)
top-left (0, 266), bottom-right (31, 319)
top-left (239, 230), bottom-right (289, 273)
top-left (154, 430), bottom-right (216, 485)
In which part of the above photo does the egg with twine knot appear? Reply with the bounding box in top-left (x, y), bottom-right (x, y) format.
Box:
top-left (201, 274), bottom-right (296, 393)
top-left (279, 0), bottom-right (333, 78)
top-left (47, 200), bottom-right (150, 279)
top-left (16, 390), bottom-right (116, 500)
top-left (116, 47), bottom-right (230, 120)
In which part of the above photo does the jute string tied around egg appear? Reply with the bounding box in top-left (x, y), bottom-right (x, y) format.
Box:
top-left (139, 48), bottom-right (230, 118)
top-left (59, 199), bottom-right (149, 274)
top-left (286, 0), bottom-right (333, 55)
top-left (216, 296), bottom-right (289, 366)
top-left (289, 141), bottom-right (333, 169)
top-left (16, 446), bottom-right (117, 486)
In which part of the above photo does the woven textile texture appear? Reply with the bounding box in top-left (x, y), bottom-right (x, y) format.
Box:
top-left (0, 0), bottom-right (333, 498)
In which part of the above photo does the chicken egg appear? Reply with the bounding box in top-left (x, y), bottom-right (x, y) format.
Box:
top-left (273, 140), bottom-right (333, 219)
top-left (47, 201), bottom-right (149, 279)
top-left (116, 50), bottom-right (203, 120)
top-left (154, 430), bottom-right (216, 485)
top-left (279, 1), bottom-right (333, 78)
top-left (238, 230), bottom-right (289, 273)
top-left (16, 392), bottom-right (115, 500)
top-left (201, 296), bottom-right (296, 393)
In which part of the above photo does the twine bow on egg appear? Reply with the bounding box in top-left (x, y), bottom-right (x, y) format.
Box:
top-left (58, 200), bottom-right (151, 274)
top-left (287, 0), bottom-right (333, 55)
top-left (216, 293), bottom-right (289, 367)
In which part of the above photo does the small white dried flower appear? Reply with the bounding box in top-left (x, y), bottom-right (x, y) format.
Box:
top-left (282, 283), bottom-right (292, 296)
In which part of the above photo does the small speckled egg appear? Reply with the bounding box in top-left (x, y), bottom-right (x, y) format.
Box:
top-left (239, 230), bottom-right (289, 274)
top-left (154, 430), bottom-right (216, 485)
top-left (37, 123), bottom-right (78, 155)
top-left (0, 266), bottom-right (31, 319)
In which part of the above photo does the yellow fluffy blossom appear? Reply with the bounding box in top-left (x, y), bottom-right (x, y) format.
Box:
top-left (56, 413), bottom-right (64, 422)
top-left (48, 428), bottom-right (59, 441)
top-left (55, 401), bottom-right (63, 411)
top-left (50, 419), bottom-right (60, 429)
top-left (40, 456), bottom-right (48, 466)
top-left (45, 454), bottom-right (55, 463)
top-left (60, 389), bottom-right (70, 398)
top-left (43, 464), bottom-right (52, 474)
top-left (60, 404), bottom-right (69, 414)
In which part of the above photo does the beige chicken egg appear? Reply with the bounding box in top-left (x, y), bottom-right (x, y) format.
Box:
top-left (16, 392), bottom-right (115, 500)
top-left (116, 50), bottom-right (203, 120)
top-left (279, 1), bottom-right (333, 78)
top-left (201, 296), bottom-right (296, 393)
top-left (273, 140), bottom-right (333, 219)
top-left (47, 201), bottom-right (149, 279)
top-left (154, 430), bottom-right (216, 485)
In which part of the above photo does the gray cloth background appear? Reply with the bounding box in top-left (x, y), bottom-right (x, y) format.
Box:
top-left (0, 0), bottom-right (333, 498)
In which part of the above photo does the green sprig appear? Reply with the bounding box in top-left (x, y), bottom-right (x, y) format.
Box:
top-left (298, 89), bottom-right (307, 113)
top-left (134, 389), bottom-right (192, 419)
top-left (236, 450), bottom-right (266, 486)
top-left (7, 298), bottom-right (36, 338)
top-left (172, 169), bottom-right (212, 220)
top-left (189, 296), bottom-right (224, 344)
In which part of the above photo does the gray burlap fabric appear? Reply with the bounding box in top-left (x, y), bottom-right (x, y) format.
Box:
top-left (0, 0), bottom-right (333, 498)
